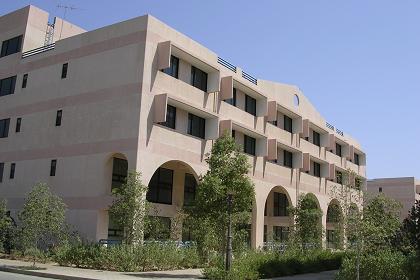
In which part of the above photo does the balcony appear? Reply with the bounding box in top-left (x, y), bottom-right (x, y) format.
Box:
top-left (300, 139), bottom-right (322, 159)
top-left (266, 123), bottom-right (295, 147)
top-left (326, 150), bottom-right (345, 169)
top-left (219, 101), bottom-right (265, 133)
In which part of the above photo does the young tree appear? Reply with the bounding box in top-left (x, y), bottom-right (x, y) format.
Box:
top-left (109, 170), bottom-right (148, 245)
top-left (0, 199), bottom-right (15, 253)
top-left (393, 200), bottom-right (420, 254)
top-left (186, 133), bottom-right (255, 257)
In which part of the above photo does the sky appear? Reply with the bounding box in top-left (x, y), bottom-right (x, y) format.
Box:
top-left (2, 1), bottom-right (420, 180)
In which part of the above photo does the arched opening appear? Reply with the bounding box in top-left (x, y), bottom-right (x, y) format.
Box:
top-left (263, 186), bottom-right (293, 247)
top-left (295, 193), bottom-right (322, 248)
top-left (145, 160), bottom-right (198, 242)
top-left (326, 200), bottom-right (343, 249)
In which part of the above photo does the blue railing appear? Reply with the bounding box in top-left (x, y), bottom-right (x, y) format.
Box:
top-left (242, 70), bottom-right (257, 85)
top-left (326, 122), bottom-right (335, 131)
top-left (217, 57), bottom-right (237, 73)
top-left (22, 43), bottom-right (55, 59)
top-left (336, 128), bottom-right (344, 136)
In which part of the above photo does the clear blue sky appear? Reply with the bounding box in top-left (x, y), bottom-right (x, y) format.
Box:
top-left (3, 1), bottom-right (420, 179)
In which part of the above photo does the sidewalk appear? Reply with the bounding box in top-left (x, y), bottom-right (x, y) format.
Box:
top-left (0, 258), bottom-right (203, 280)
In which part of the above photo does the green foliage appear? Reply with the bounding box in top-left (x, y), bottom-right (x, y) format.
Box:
top-left (109, 171), bottom-right (148, 245)
top-left (18, 183), bottom-right (67, 255)
top-left (186, 133), bottom-right (255, 257)
top-left (393, 200), bottom-right (420, 254)
top-left (203, 249), bottom-right (344, 280)
top-left (0, 199), bottom-right (14, 252)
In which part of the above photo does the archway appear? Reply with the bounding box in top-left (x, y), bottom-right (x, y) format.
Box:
top-left (326, 199), bottom-right (343, 249)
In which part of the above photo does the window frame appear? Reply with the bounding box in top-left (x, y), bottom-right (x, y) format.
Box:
top-left (15, 118), bottom-right (21, 133)
top-left (55, 110), bottom-right (63, 126)
top-left (61, 63), bottom-right (68, 79)
top-left (50, 159), bottom-right (57, 176)
top-left (22, 74), bottom-right (28, 88)
top-left (336, 143), bottom-right (342, 157)
top-left (162, 55), bottom-right (179, 79)
top-left (187, 113), bottom-right (206, 139)
top-left (1, 35), bottom-right (22, 57)
top-left (273, 192), bottom-right (289, 217)
top-left (243, 134), bottom-right (256, 156)
top-left (245, 94), bottom-right (257, 116)
top-left (0, 118), bottom-right (10, 138)
top-left (0, 162), bottom-right (4, 183)
top-left (10, 163), bottom-right (15, 179)
top-left (283, 115), bottom-right (293, 133)
top-left (224, 87), bottom-right (237, 106)
top-left (283, 150), bottom-right (293, 168)
top-left (190, 66), bottom-right (208, 92)
top-left (0, 76), bottom-right (17, 97)
top-left (313, 130), bottom-right (321, 146)
top-left (159, 105), bottom-right (176, 129)
top-left (313, 161), bottom-right (321, 177)
top-left (183, 173), bottom-right (197, 206)
top-left (354, 153), bottom-right (360, 165)
top-left (146, 167), bottom-right (174, 205)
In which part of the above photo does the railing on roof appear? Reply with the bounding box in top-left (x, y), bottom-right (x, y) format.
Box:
top-left (326, 122), bottom-right (335, 131)
top-left (336, 128), bottom-right (344, 136)
top-left (217, 57), bottom-right (237, 73)
top-left (22, 43), bottom-right (55, 59)
top-left (242, 70), bottom-right (257, 85)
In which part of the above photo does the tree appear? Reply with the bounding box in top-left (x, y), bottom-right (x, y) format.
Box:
top-left (186, 133), bottom-right (255, 258)
top-left (393, 200), bottom-right (420, 254)
top-left (19, 183), bottom-right (67, 263)
top-left (0, 199), bottom-right (15, 253)
top-left (109, 170), bottom-right (148, 245)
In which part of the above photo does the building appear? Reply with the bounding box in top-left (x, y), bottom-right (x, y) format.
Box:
top-left (0, 5), bottom-right (366, 248)
top-left (367, 177), bottom-right (420, 221)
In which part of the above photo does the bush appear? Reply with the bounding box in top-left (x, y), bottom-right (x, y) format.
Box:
top-left (336, 250), bottom-right (410, 280)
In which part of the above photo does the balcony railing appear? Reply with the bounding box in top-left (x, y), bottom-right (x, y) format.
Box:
top-left (217, 57), bottom-right (237, 73)
top-left (326, 122), bottom-right (335, 131)
top-left (242, 70), bottom-right (257, 85)
top-left (22, 43), bottom-right (55, 59)
top-left (336, 128), bottom-right (344, 136)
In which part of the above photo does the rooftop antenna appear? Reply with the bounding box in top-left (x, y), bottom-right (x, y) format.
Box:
top-left (56, 4), bottom-right (80, 40)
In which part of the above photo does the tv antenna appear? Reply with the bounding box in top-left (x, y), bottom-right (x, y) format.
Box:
top-left (56, 4), bottom-right (80, 40)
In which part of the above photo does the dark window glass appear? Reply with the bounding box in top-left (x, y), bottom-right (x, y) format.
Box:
top-left (225, 87), bottom-right (237, 106)
top-left (112, 158), bottom-right (127, 190)
top-left (264, 225), bottom-right (267, 242)
top-left (379, 187), bottom-right (382, 193)
top-left (354, 154), bottom-right (360, 165)
top-left (245, 95), bottom-right (257, 116)
top-left (284, 115), bottom-right (293, 133)
top-left (55, 110), bottom-right (62, 126)
top-left (0, 76), bottom-right (17, 97)
top-left (0, 162), bottom-right (4, 183)
top-left (313, 161), bottom-right (321, 177)
top-left (10, 163), bottom-right (15, 179)
top-left (244, 135), bottom-right (256, 156)
top-left (1, 35), bottom-right (22, 57)
top-left (147, 168), bottom-right (173, 204)
top-left (336, 171), bottom-right (343, 184)
top-left (50, 159), bottom-right (57, 176)
top-left (162, 55), bottom-right (179, 78)
top-left (190, 66), bottom-right (208, 91)
top-left (187, 113), bottom-right (205, 139)
top-left (61, 63), bottom-right (68, 79)
top-left (0, 118), bottom-right (10, 138)
top-left (22, 74), bottom-right (28, 88)
top-left (159, 105), bottom-right (176, 129)
top-left (273, 192), bottom-right (289, 216)
top-left (313, 131), bottom-right (320, 146)
top-left (336, 143), bottom-right (342, 157)
top-left (183, 173), bottom-right (197, 206)
top-left (283, 150), bottom-right (293, 168)
top-left (232, 129), bottom-right (236, 139)
top-left (182, 220), bottom-right (194, 242)
top-left (273, 226), bottom-right (289, 242)
top-left (15, 118), bottom-right (21, 133)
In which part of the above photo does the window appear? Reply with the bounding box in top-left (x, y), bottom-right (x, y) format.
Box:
top-left (147, 167), bottom-right (173, 204)
top-left (355, 177), bottom-right (362, 190)
top-left (313, 161), bottom-right (321, 177)
top-left (336, 143), bottom-right (342, 157)
top-left (354, 154), bottom-right (360, 165)
top-left (15, 118), bottom-right (21, 133)
top-left (0, 76), bottom-right (17, 97)
top-left (112, 158), bottom-right (128, 190)
top-left (244, 135), bottom-right (256, 156)
top-left (284, 115), bottom-right (293, 133)
top-left (273, 226), bottom-right (289, 242)
top-left (225, 87), bottom-right (237, 106)
top-left (232, 129), bottom-right (236, 139)
top-left (162, 55), bottom-right (179, 78)
top-left (1, 35), bottom-right (22, 57)
top-left (283, 150), bottom-right (293, 168)
top-left (313, 131), bottom-right (320, 146)
top-left (159, 105), bottom-right (176, 129)
top-left (10, 163), bottom-right (15, 179)
top-left (22, 74), bottom-right (28, 88)
top-left (50, 159), bottom-right (57, 176)
top-left (0, 118), bottom-right (10, 138)
top-left (274, 192), bottom-right (289, 216)
top-left (264, 225), bottom-right (267, 242)
top-left (183, 173), bottom-right (197, 206)
top-left (0, 162), bottom-right (4, 183)
top-left (336, 170), bottom-right (343, 184)
top-left (379, 187), bottom-right (382, 193)
top-left (327, 230), bottom-right (337, 248)
top-left (55, 110), bottom-right (62, 126)
top-left (187, 113), bottom-right (205, 139)
top-left (190, 66), bottom-right (208, 91)
top-left (245, 95), bottom-right (256, 116)
top-left (61, 63), bottom-right (68, 79)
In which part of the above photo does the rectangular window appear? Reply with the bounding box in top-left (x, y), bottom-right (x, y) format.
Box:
top-left (159, 105), bottom-right (176, 129)
top-left (55, 110), bottom-right (62, 126)
top-left (188, 113), bottom-right (206, 139)
top-left (245, 95), bottom-right (257, 116)
top-left (61, 63), bottom-right (68, 79)
top-left (0, 76), bottom-right (17, 97)
top-left (313, 130), bottom-right (321, 146)
top-left (244, 135), bottom-right (256, 156)
top-left (183, 173), bottom-right (197, 206)
top-left (354, 154), bottom-right (360, 165)
top-left (22, 74), bottom-right (28, 88)
top-left (112, 158), bottom-right (128, 190)
top-left (15, 118), bottom-right (21, 133)
top-left (224, 87), bottom-right (237, 106)
top-left (273, 226), bottom-right (289, 242)
top-left (1, 35), bottom-right (22, 57)
top-left (190, 66), bottom-right (208, 91)
top-left (336, 143), bottom-right (342, 157)
top-left (0, 118), bottom-right (10, 138)
top-left (50, 159), bottom-right (57, 176)
top-left (336, 170), bottom-right (343, 184)
top-left (264, 225), bottom-right (267, 242)
top-left (0, 162), bottom-right (4, 183)
top-left (162, 55), bottom-right (179, 78)
top-left (313, 161), bottom-right (321, 177)
top-left (283, 150), bottom-right (293, 168)
top-left (284, 115), bottom-right (293, 133)
top-left (379, 187), bottom-right (382, 193)
top-left (10, 163), bottom-right (15, 179)
top-left (231, 129), bottom-right (236, 140)
top-left (146, 167), bottom-right (173, 204)
top-left (273, 192), bottom-right (289, 216)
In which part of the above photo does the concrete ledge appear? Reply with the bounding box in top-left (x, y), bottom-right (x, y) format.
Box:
top-left (0, 265), bottom-right (98, 280)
